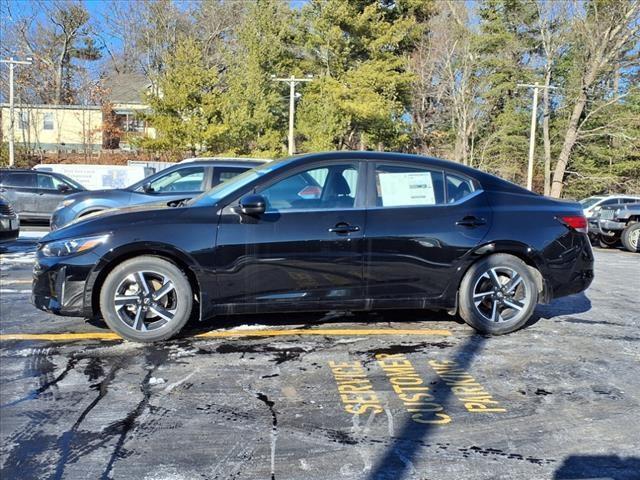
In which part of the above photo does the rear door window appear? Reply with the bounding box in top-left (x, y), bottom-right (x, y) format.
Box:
top-left (374, 164), bottom-right (445, 207)
top-left (0, 172), bottom-right (36, 188)
top-left (214, 167), bottom-right (249, 186)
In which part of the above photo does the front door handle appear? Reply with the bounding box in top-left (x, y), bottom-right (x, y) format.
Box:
top-left (329, 223), bottom-right (360, 234)
top-left (456, 216), bottom-right (486, 227)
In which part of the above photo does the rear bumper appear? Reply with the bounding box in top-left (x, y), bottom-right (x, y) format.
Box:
top-left (0, 215), bottom-right (20, 241)
top-left (545, 233), bottom-right (594, 300)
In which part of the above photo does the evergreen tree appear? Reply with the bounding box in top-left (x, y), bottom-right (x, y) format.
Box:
top-left (474, 0), bottom-right (538, 182)
top-left (296, 0), bottom-right (430, 152)
top-left (139, 38), bottom-right (225, 156)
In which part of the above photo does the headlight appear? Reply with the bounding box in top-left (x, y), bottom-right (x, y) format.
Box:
top-left (40, 234), bottom-right (109, 257)
top-left (58, 199), bottom-right (76, 209)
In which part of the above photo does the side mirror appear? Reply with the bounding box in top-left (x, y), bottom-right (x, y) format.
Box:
top-left (57, 183), bottom-right (71, 192)
top-left (143, 182), bottom-right (154, 193)
top-left (234, 194), bottom-right (266, 215)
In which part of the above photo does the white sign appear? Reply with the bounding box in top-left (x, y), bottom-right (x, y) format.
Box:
top-left (34, 164), bottom-right (148, 190)
top-left (378, 172), bottom-right (436, 206)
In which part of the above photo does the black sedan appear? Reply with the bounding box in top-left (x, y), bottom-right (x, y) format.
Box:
top-left (32, 152), bottom-right (594, 342)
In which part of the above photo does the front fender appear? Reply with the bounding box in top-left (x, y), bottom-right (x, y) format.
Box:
top-left (83, 241), bottom-right (203, 318)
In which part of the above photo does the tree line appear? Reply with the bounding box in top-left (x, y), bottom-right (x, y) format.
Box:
top-left (1, 0), bottom-right (639, 199)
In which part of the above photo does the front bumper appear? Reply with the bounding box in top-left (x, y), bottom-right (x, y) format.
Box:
top-left (588, 218), bottom-right (626, 236)
top-left (32, 251), bottom-right (98, 317)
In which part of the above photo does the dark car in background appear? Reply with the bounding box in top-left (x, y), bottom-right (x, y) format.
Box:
top-left (0, 169), bottom-right (86, 223)
top-left (33, 151), bottom-right (594, 343)
top-left (50, 158), bottom-right (265, 230)
top-left (589, 202), bottom-right (640, 252)
top-left (0, 196), bottom-right (20, 242)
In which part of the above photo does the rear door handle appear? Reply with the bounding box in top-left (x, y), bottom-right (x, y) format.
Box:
top-left (456, 216), bottom-right (486, 227)
top-left (329, 223), bottom-right (360, 234)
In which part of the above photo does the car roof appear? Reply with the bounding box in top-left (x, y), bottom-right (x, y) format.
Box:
top-left (178, 157), bottom-right (268, 165)
top-left (275, 151), bottom-right (531, 194)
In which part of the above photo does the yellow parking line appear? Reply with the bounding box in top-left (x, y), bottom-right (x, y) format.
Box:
top-left (0, 328), bottom-right (451, 342)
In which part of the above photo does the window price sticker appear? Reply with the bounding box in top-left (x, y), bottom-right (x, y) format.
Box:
top-left (379, 172), bottom-right (436, 206)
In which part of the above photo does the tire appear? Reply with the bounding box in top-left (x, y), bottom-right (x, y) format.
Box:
top-left (597, 234), bottom-right (619, 248)
top-left (621, 223), bottom-right (640, 253)
top-left (459, 254), bottom-right (538, 335)
top-left (99, 256), bottom-right (193, 342)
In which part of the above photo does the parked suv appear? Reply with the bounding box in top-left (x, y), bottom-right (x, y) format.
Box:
top-left (0, 169), bottom-right (86, 223)
top-left (589, 202), bottom-right (640, 252)
top-left (579, 194), bottom-right (639, 219)
top-left (50, 158), bottom-right (265, 230)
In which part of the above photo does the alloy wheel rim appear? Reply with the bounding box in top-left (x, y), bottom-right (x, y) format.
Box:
top-left (113, 270), bottom-right (178, 332)
top-left (472, 266), bottom-right (530, 323)
top-left (630, 228), bottom-right (639, 250)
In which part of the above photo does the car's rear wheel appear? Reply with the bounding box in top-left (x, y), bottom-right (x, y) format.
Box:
top-left (459, 254), bottom-right (538, 335)
top-left (621, 223), bottom-right (640, 252)
top-left (99, 256), bottom-right (193, 342)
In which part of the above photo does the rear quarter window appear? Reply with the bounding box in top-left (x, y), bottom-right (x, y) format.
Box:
top-left (0, 172), bottom-right (36, 188)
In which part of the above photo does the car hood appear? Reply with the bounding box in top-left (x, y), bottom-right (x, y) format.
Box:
top-left (65, 188), bottom-right (132, 203)
top-left (41, 201), bottom-right (182, 243)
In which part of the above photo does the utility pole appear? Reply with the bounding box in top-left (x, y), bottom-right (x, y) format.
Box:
top-left (517, 82), bottom-right (557, 192)
top-left (272, 75), bottom-right (313, 155)
top-left (1, 57), bottom-right (32, 167)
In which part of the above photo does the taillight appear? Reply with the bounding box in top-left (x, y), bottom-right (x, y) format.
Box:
top-left (559, 215), bottom-right (588, 234)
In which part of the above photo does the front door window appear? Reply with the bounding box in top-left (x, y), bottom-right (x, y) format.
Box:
top-left (147, 167), bottom-right (205, 193)
top-left (258, 164), bottom-right (359, 211)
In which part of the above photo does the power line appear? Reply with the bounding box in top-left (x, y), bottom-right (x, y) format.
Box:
top-left (271, 74), bottom-right (313, 156)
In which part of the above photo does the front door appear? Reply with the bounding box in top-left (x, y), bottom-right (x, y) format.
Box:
top-left (364, 161), bottom-right (492, 304)
top-left (214, 161), bottom-right (366, 313)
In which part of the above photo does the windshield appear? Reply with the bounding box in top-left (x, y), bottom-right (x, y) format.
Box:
top-left (188, 158), bottom-right (288, 206)
top-left (579, 197), bottom-right (603, 208)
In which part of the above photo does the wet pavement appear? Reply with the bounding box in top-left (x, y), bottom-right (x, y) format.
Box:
top-left (1, 231), bottom-right (639, 480)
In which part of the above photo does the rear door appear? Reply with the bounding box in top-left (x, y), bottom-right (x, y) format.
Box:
top-left (364, 161), bottom-right (492, 303)
top-left (0, 172), bottom-right (38, 217)
top-left (214, 160), bottom-right (366, 312)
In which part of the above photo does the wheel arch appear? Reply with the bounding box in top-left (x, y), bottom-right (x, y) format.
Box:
top-left (455, 240), bottom-right (551, 307)
top-left (86, 242), bottom-right (202, 319)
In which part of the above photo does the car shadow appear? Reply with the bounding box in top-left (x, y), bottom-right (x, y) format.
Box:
top-left (554, 454), bottom-right (640, 480)
top-left (529, 292), bottom-right (592, 326)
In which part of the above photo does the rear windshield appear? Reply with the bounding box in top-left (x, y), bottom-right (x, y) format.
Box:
top-left (579, 197), bottom-right (603, 208)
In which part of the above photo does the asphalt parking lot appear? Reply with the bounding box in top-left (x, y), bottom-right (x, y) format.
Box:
top-left (1, 229), bottom-right (639, 480)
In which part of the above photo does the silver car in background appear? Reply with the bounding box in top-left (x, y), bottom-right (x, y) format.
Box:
top-left (50, 158), bottom-right (265, 230)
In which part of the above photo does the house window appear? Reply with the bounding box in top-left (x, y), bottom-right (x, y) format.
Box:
top-left (18, 111), bottom-right (29, 129)
top-left (43, 112), bottom-right (54, 130)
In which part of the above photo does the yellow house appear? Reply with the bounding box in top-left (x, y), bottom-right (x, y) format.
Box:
top-left (0, 74), bottom-right (156, 153)
top-left (0, 103), bottom-right (103, 152)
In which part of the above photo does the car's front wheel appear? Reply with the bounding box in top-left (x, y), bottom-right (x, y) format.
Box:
top-left (621, 223), bottom-right (640, 252)
top-left (99, 256), bottom-right (193, 342)
top-left (459, 254), bottom-right (538, 335)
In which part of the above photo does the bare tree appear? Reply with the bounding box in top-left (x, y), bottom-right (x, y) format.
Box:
top-left (550, 0), bottom-right (640, 198)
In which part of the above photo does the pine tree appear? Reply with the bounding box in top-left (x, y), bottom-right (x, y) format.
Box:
top-left (139, 38), bottom-right (225, 156)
